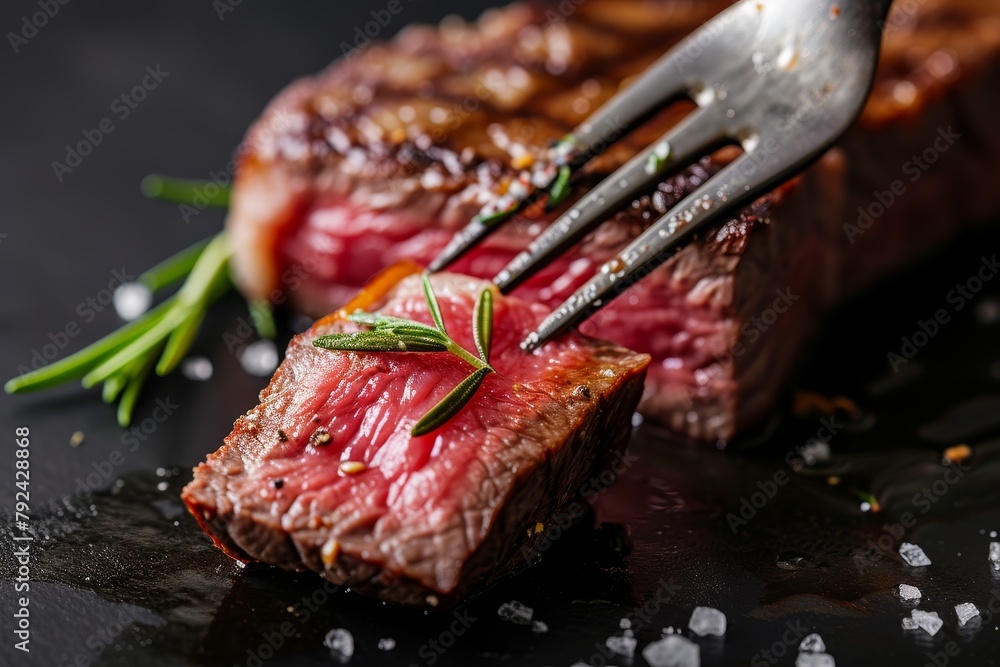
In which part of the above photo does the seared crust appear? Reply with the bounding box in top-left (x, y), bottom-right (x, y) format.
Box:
top-left (236, 0), bottom-right (1000, 251)
top-left (230, 0), bottom-right (1000, 300)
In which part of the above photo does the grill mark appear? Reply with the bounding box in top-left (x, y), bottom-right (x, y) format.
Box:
top-left (250, 0), bottom-right (1000, 257)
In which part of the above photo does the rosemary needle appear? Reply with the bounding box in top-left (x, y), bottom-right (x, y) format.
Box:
top-left (477, 208), bottom-right (517, 228)
top-left (102, 355), bottom-right (146, 404)
top-left (546, 165), bottom-right (573, 209)
top-left (473, 288), bottom-right (493, 363)
top-left (138, 237), bottom-right (211, 292)
top-left (156, 307), bottom-right (207, 376)
top-left (421, 273), bottom-right (448, 336)
top-left (117, 347), bottom-right (160, 427)
top-left (313, 279), bottom-right (497, 436)
top-left (141, 174), bottom-right (231, 207)
top-left (4, 300), bottom-right (173, 394)
top-left (411, 367), bottom-right (491, 437)
top-left (248, 299), bottom-right (277, 340)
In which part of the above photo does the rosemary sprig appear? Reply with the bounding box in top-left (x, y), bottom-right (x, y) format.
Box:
top-left (3, 174), bottom-right (291, 429)
top-left (4, 232), bottom-right (233, 427)
top-left (137, 237), bottom-right (211, 291)
top-left (313, 274), bottom-right (496, 436)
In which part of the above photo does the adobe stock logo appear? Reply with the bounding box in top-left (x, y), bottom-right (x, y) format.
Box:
top-left (843, 125), bottom-right (960, 244)
top-left (51, 65), bottom-right (170, 182)
top-left (887, 255), bottom-right (999, 372)
top-left (7, 0), bottom-right (71, 54)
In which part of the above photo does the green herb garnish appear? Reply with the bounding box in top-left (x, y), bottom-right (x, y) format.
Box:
top-left (472, 288), bottom-right (493, 362)
top-left (4, 232), bottom-right (233, 426)
top-left (138, 237), bottom-right (211, 291)
top-left (140, 174), bottom-right (231, 207)
top-left (476, 208), bottom-right (517, 228)
top-left (645, 142), bottom-right (672, 177)
top-left (646, 154), bottom-right (663, 175)
top-left (412, 367), bottom-right (491, 436)
top-left (2, 174), bottom-right (291, 427)
top-left (248, 299), bottom-right (277, 340)
top-left (313, 274), bottom-right (496, 436)
top-left (851, 488), bottom-right (881, 513)
top-left (546, 165), bottom-right (573, 209)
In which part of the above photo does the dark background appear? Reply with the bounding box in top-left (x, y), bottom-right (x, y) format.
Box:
top-left (2, 2), bottom-right (1000, 667)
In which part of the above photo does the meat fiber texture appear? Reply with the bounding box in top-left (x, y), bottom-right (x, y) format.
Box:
top-left (226, 0), bottom-right (1000, 443)
top-left (182, 266), bottom-right (649, 607)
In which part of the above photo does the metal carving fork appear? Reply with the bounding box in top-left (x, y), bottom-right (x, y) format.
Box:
top-left (429, 0), bottom-right (894, 351)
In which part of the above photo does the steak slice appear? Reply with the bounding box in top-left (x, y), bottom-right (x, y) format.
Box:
top-left (181, 265), bottom-right (649, 607)
top-left (226, 0), bottom-right (1000, 442)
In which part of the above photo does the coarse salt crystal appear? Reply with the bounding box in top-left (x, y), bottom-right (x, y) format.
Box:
top-left (688, 606), bottom-right (726, 637)
top-left (642, 635), bottom-right (700, 667)
top-left (909, 610), bottom-right (944, 636)
top-left (955, 602), bottom-right (980, 626)
top-left (606, 634), bottom-right (637, 657)
top-left (497, 600), bottom-right (533, 625)
top-left (799, 633), bottom-right (826, 653)
top-left (899, 542), bottom-right (932, 567)
top-left (323, 628), bottom-right (354, 659)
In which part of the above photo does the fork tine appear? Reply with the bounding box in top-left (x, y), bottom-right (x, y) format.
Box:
top-left (522, 152), bottom-right (780, 351)
top-left (426, 216), bottom-right (493, 273)
top-left (567, 50), bottom-right (694, 161)
top-left (493, 108), bottom-right (727, 293)
top-left (427, 47), bottom-right (695, 274)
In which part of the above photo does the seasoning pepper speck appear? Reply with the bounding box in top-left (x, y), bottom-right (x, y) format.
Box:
top-left (310, 428), bottom-right (332, 446)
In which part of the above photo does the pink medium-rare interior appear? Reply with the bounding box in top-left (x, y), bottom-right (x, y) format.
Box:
top-left (278, 194), bottom-right (735, 409)
top-left (211, 273), bottom-right (642, 592)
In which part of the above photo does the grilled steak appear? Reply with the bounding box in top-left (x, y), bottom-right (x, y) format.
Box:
top-left (227, 0), bottom-right (1000, 442)
top-left (182, 266), bottom-right (649, 607)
